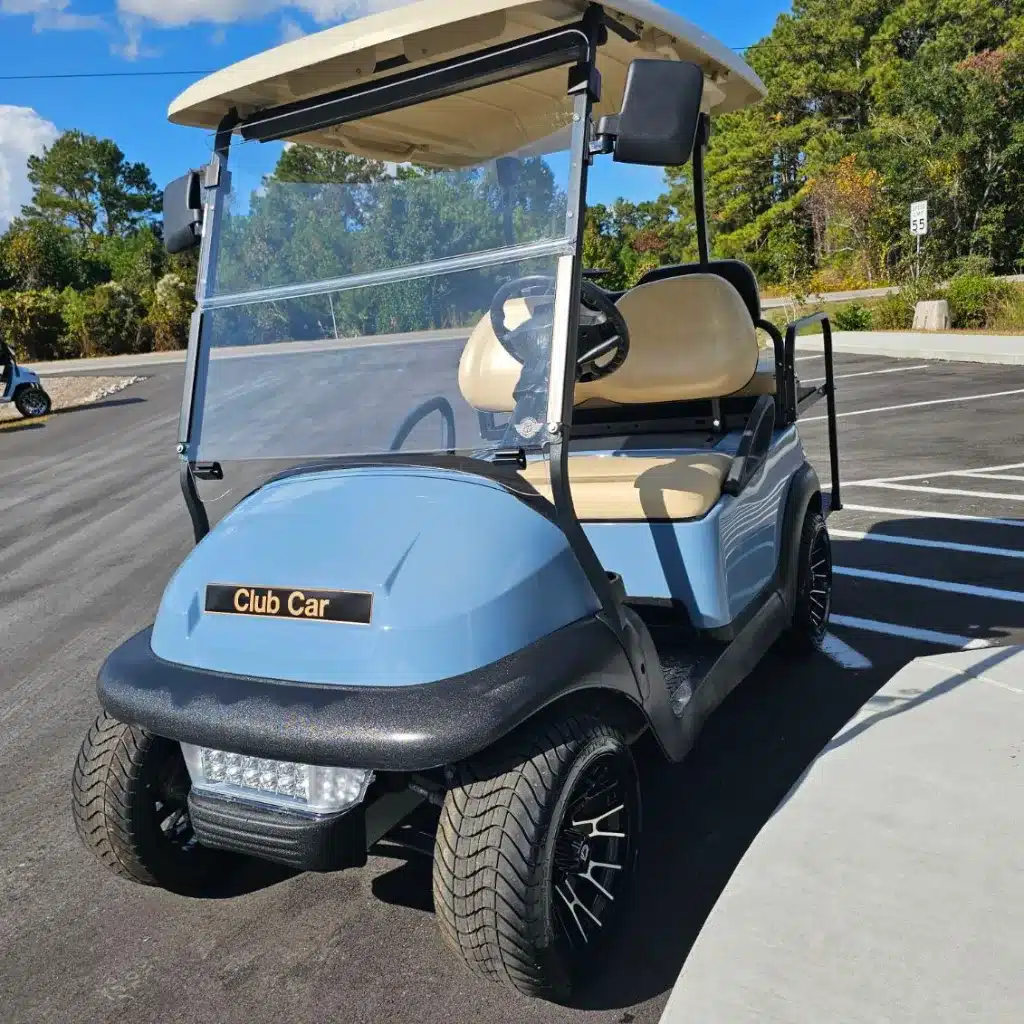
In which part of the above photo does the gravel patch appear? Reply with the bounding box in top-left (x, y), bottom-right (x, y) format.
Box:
top-left (0, 375), bottom-right (146, 421)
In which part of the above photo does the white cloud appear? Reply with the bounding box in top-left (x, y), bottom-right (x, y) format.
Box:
top-left (279, 15), bottom-right (305, 41)
top-left (115, 0), bottom-right (411, 28)
top-left (0, 0), bottom-right (105, 31)
top-left (111, 12), bottom-right (160, 59)
top-left (0, 0), bottom-right (416, 64)
top-left (0, 106), bottom-right (59, 233)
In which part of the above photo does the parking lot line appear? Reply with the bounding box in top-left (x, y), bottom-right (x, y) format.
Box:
top-left (839, 503), bottom-right (1024, 528)
top-left (822, 632), bottom-right (873, 669)
top-left (954, 473), bottom-right (1024, 483)
top-left (829, 528), bottom-right (1024, 560)
top-left (843, 461), bottom-right (1024, 486)
top-left (830, 614), bottom-right (992, 650)
top-left (834, 566), bottom-right (1024, 603)
top-left (802, 387), bottom-right (1024, 422)
top-left (862, 482), bottom-right (1024, 502)
top-left (804, 364), bottom-right (928, 384)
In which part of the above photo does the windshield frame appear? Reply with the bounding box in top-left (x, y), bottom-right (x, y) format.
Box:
top-left (176, 5), bottom-right (624, 633)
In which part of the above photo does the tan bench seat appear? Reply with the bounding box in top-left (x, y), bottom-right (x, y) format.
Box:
top-left (520, 453), bottom-right (734, 521)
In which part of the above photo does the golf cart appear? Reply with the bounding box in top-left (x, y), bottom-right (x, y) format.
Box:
top-left (72, 0), bottom-right (841, 1002)
top-left (0, 339), bottom-right (51, 418)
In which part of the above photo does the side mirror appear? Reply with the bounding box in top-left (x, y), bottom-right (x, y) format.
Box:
top-left (598, 59), bottom-right (705, 166)
top-left (495, 156), bottom-right (521, 189)
top-left (163, 170), bottom-right (204, 254)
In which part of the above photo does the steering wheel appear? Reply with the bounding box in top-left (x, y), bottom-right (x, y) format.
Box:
top-left (389, 396), bottom-right (456, 452)
top-left (488, 275), bottom-right (629, 382)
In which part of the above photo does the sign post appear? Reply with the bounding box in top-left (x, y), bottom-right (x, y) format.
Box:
top-left (910, 200), bottom-right (928, 279)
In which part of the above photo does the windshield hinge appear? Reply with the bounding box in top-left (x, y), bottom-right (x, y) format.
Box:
top-left (492, 448), bottom-right (527, 469)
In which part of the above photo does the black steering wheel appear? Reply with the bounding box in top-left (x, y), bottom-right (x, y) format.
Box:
top-left (488, 275), bottom-right (630, 383)
top-left (389, 396), bottom-right (456, 451)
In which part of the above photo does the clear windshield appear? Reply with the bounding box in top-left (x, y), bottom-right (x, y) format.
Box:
top-left (192, 72), bottom-right (579, 462)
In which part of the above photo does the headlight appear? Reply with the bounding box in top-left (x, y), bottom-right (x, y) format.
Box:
top-left (181, 744), bottom-right (374, 816)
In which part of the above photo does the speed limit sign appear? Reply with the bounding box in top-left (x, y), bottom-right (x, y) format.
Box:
top-left (910, 200), bottom-right (928, 236)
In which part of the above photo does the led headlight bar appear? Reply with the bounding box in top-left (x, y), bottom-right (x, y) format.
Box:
top-left (180, 744), bottom-right (374, 816)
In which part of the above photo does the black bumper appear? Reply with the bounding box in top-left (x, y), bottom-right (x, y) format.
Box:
top-left (188, 790), bottom-right (367, 871)
top-left (97, 617), bottom-right (639, 771)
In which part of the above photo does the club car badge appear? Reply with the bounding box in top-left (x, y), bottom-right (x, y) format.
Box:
top-left (205, 584), bottom-right (373, 624)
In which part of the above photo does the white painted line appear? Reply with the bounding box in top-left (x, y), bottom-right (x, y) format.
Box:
top-left (830, 614), bottom-right (991, 650)
top-left (839, 503), bottom-right (1024, 528)
top-left (801, 387), bottom-right (1024, 423)
top-left (795, 354), bottom-right (823, 362)
top-left (828, 527), bottom-right (1024, 560)
top-left (861, 482), bottom-right (1024, 502)
top-left (822, 632), bottom-right (873, 669)
top-left (843, 461), bottom-right (1024, 486)
top-left (804, 364), bottom-right (928, 383)
top-left (954, 473), bottom-right (1024, 483)
top-left (834, 565), bottom-right (1024, 603)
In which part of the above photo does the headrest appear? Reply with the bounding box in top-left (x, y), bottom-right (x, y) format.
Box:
top-left (635, 259), bottom-right (761, 322)
top-left (457, 273), bottom-right (759, 413)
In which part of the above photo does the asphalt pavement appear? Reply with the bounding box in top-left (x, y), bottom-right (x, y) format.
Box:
top-left (1, 349), bottom-right (1022, 1024)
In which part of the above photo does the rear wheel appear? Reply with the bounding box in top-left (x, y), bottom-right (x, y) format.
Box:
top-left (14, 384), bottom-right (50, 418)
top-left (433, 712), bottom-right (639, 1002)
top-left (71, 712), bottom-right (229, 892)
top-left (785, 508), bottom-right (832, 652)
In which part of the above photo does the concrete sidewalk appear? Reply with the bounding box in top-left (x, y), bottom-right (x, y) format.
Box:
top-left (658, 644), bottom-right (1024, 1023)
top-left (798, 330), bottom-right (1024, 364)
top-left (26, 329), bottom-right (1023, 375)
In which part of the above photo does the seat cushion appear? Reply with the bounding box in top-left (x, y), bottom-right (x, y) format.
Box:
top-left (520, 453), bottom-right (734, 521)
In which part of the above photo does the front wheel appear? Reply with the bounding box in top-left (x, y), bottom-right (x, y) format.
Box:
top-left (433, 712), bottom-right (640, 1002)
top-left (784, 508), bottom-right (832, 652)
top-left (71, 712), bottom-right (230, 892)
top-left (14, 384), bottom-right (51, 418)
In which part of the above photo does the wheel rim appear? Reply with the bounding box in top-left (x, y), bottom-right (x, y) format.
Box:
top-left (20, 390), bottom-right (48, 416)
top-left (551, 750), bottom-right (636, 952)
top-left (807, 525), bottom-right (832, 638)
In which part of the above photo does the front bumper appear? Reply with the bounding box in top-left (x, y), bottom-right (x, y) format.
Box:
top-left (188, 786), bottom-right (426, 871)
top-left (188, 790), bottom-right (368, 871)
top-left (96, 618), bottom-right (638, 771)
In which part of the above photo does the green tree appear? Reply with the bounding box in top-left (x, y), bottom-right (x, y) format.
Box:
top-left (0, 218), bottom-right (79, 291)
top-left (23, 130), bottom-right (160, 240)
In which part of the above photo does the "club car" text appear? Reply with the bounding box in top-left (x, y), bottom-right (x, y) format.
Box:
top-left (233, 587), bottom-right (330, 619)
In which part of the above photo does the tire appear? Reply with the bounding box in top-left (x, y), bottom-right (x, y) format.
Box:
top-left (71, 712), bottom-right (229, 892)
top-left (14, 384), bottom-right (51, 418)
top-left (784, 508), bottom-right (832, 652)
top-left (433, 711), bottom-right (640, 1002)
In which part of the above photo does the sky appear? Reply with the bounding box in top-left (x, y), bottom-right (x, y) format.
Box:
top-left (0, 0), bottom-right (791, 230)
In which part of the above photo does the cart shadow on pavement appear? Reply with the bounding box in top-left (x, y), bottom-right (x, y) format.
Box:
top-left (569, 642), bottom-right (893, 1012)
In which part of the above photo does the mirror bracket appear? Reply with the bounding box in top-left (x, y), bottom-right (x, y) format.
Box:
top-left (590, 114), bottom-right (619, 156)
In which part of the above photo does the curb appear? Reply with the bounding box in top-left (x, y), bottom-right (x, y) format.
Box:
top-left (797, 331), bottom-right (1024, 365)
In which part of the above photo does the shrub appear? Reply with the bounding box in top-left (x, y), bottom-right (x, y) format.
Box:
top-left (146, 273), bottom-right (194, 351)
top-left (0, 289), bottom-right (69, 360)
top-left (988, 283), bottom-right (1024, 333)
top-left (946, 273), bottom-right (1007, 329)
top-left (832, 302), bottom-right (873, 331)
top-left (62, 282), bottom-right (151, 357)
top-left (873, 292), bottom-right (913, 330)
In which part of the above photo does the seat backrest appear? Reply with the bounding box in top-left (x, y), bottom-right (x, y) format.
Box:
top-left (635, 259), bottom-right (761, 322)
top-left (457, 273), bottom-right (759, 413)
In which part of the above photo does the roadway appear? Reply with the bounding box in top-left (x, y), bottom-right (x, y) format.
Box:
top-left (1, 349), bottom-right (1022, 1023)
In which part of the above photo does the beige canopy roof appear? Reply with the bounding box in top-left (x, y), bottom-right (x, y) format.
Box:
top-left (168, 0), bottom-right (766, 167)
